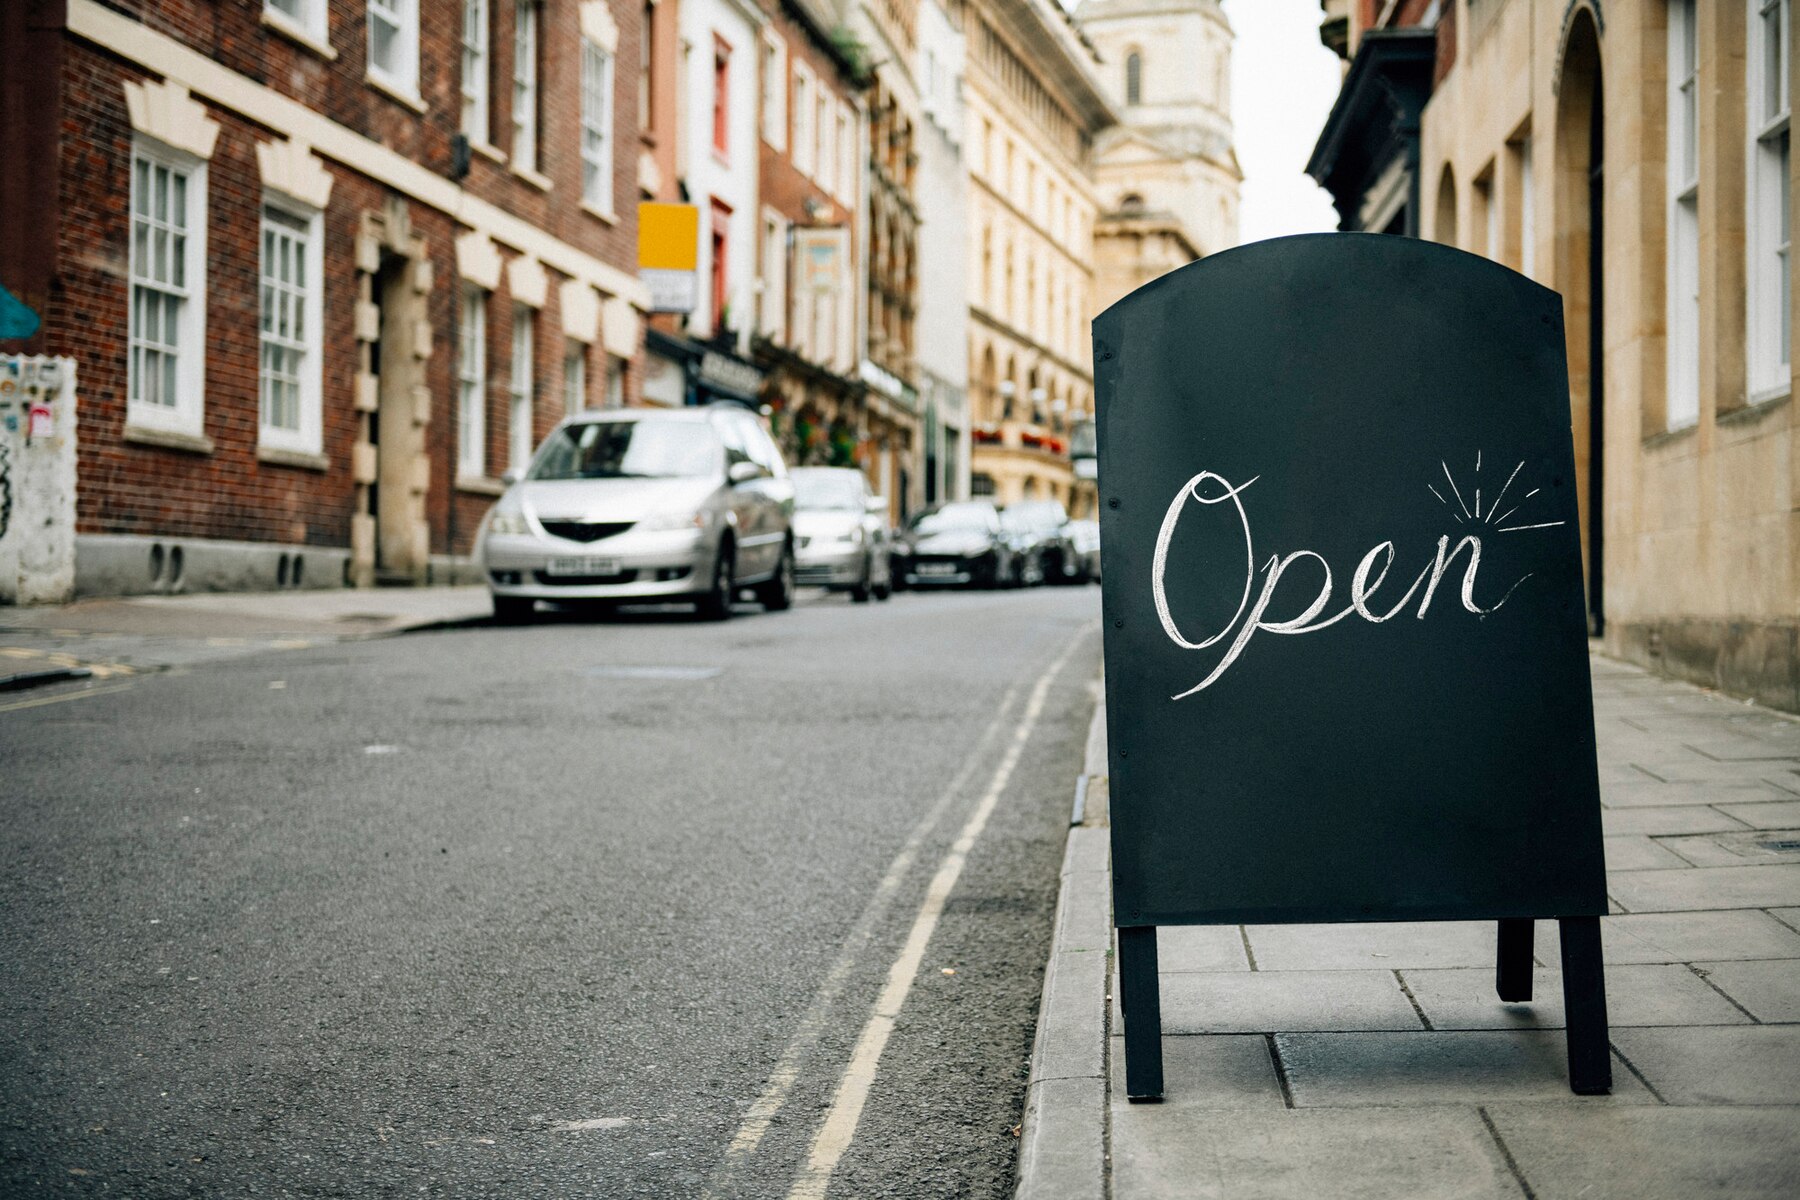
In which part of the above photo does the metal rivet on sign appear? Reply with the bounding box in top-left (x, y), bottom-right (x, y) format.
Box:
top-left (1114, 619), bottom-right (1124, 629)
top-left (1108, 498), bottom-right (1120, 509)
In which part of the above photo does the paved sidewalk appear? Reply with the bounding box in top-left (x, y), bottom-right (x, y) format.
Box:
top-left (1018, 656), bottom-right (1800, 1199)
top-left (0, 586), bottom-right (492, 681)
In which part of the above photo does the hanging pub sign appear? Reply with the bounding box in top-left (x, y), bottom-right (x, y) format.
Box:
top-left (1093, 233), bottom-right (1611, 1100)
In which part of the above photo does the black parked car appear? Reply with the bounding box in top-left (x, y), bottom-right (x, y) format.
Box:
top-left (891, 501), bottom-right (1014, 589)
top-left (999, 500), bottom-right (1083, 586)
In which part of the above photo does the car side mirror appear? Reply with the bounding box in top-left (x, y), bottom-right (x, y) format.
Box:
top-left (867, 495), bottom-right (886, 513)
top-left (501, 467), bottom-right (523, 486)
top-left (728, 461), bottom-right (764, 485)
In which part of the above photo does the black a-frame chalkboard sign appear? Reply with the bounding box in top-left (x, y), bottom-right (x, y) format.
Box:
top-left (1093, 234), bottom-right (1611, 1099)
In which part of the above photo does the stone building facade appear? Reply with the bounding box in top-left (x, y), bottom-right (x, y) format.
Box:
top-left (1312, 0), bottom-right (1799, 711)
top-left (963, 0), bottom-right (1115, 514)
top-left (0, 0), bottom-right (647, 594)
top-left (1077, 0), bottom-right (1241, 315)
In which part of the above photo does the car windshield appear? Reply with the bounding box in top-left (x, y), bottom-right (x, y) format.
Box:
top-left (529, 419), bottom-right (720, 481)
top-left (792, 470), bottom-right (866, 512)
top-left (1003, 502), bottom-right (1067, 531)
top-left (911, 503), bottom-right (996, 535)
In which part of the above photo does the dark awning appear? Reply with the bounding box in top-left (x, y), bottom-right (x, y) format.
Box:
top-left (1305, 30), bottom-right (1437, 233)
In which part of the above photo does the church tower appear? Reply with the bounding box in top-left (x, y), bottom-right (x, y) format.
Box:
top-left (1074, 0), bottom-right (1241, 311)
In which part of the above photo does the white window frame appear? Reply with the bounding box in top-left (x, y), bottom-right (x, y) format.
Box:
top-left (817, 90), bottom-right (835, 195)
top-left (761, 30), bottom-right (787, 151)
top-left (834, 104), bottom-right (853, 204)
top-left (513, 0), bottom-right (540, 171)
top-left (1748, 0), bottom-right (1792, 400)
top-left (128, 137), bottom-right (208, 439)
top-left (1667, 0), bottom-right (1701, 431)
top-left (458, 288), bottom-right (488, 479)
top-left (564, 341), bottom-right (587, 417)
top-left (793, 61), bottom-right (816, 177)
top-left (606, 357), bottom-right (625, 408)
top-left (257, 198), bottom-right (325, 456)
top-left (760, 208), bottom-right (788, 340)
top-left (509, 305), bottom-right (535, 474)
top-left (461, 0), bottom-right (491, 143)
top-left (266, 0), bottom-right (328, 43)
top-left (367, 0), bottom-right (419, 97)
top-left (580, 37), bottom-right (615, 212)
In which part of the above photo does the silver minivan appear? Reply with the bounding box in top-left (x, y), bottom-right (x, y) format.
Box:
top-left (478, 406), bottom-right (795, 622)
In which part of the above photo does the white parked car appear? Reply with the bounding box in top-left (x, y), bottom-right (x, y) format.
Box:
top-left (790, 467), bottom-right (892, 602)
top-left (478, 406), bottom-right (795, 623)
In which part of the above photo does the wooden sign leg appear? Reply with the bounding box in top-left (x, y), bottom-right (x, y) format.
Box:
top-left (1496, 918), bottom-right (1534, 1002)
top-left (1557, 916), bottom-right (1612, 1095)
top-left (1117, 925), bottom-right (1164, 1101)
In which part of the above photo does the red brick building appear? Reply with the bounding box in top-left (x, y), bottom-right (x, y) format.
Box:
top-left (0, 0), bottom-right (646, 593)
top-left (752, 0), bottom-right (867, 473)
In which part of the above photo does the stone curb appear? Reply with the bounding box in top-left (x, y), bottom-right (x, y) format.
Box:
top-left (1016, 694), bottom-right (1112, 1200)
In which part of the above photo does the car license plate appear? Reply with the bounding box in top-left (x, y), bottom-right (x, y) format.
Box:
top-left (546, 556), bottom-right (620, 576)
top-left (917, 562), bottom-right (958, 576)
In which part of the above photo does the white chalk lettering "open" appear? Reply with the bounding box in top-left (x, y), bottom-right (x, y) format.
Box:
top-left (1151, 469), bottom-right (1544, 699)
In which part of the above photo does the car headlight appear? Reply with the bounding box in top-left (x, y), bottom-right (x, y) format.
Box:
top-left (836, 527), bottom-right (864, 545)
top-left (638, 508), bottom-right (706, 532)
top-left (488, 511), bottom-right (530, 536)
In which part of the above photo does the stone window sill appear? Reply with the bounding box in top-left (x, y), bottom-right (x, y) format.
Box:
top-left (469, 138), bottom-right (507, 165)
top-left (259, 444), bottom-right (330, 471)
top-left (456, 474), bottom-right (507, 496)
top-left (262, 10), bottom-right (337, 60)
top-left (366, 73), bottom-right (427, 114)
top-left (1722, 386), bottom-right (1793, 424)
top-left (582, 199), bottom-right (620, 225)
top-left (1642, 422), bottom-right (1697, 451)
top-left (511, 164), bottom-right (554, 192)
top-left (125, 423), bottom-right (214, 455)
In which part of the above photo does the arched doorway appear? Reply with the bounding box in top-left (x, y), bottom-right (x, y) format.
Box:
top-left (1435, 164), bottom-right (1459, 246)
top-left (1556, 7), bottom-right (1605, 636)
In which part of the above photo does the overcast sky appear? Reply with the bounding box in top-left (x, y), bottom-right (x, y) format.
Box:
top-left (1220, 0), bottom-right (1342, 244)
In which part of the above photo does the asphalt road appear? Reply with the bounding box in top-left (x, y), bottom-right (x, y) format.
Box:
top-left (1, 585), bottom-right (1101, 1198)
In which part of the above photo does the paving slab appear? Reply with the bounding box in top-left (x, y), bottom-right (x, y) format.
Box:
top-left (1400, 963), bottom-right (1752, 1030)
top-left (1609, 865), bottom-right (1800, 913)
top-left (1110, 1106), bottom-right (1526, 1200)
top-left (1693, 959), bottom-right (1800, 1023)
top-left (1714, 802), bottom-right (1800, 830)
top-left (1244, 921), bottom-right (1498, 972)
top-left (1660, 829), bottom-right (1800, 868)
top-left (1106, 1034), bottom-right (1285, 1112)
top-left (1601, 780), bottom-right (1796, 809)
top-left (1603, 806), bottom-right (1753, 837)
top-left (1536, 910), bottom-right (1800, 964)
top-left (1631, 759), bottom-right (1800, 785)
top-left (1273, 1031), bottom-right (1654, 1107)
top-left (1611, 1026), bottom-right (1800, 1105)
top-left (1156, 924), bottom-right (1250, 973)
top-left (1151, 969), bottom-right (1423, 1035)
top-left (1485, 1105), bottom-right (1800, 1200)
top-left (1770, 908), bottom-right (1800, 934)
top-left (1605, 835), bottom-right (1694, 870)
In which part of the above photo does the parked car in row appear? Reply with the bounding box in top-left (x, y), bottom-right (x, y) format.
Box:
top-left (478, 405), bottom-right (795, 623)
top-left (1000, 500), bottom-right (1086, 586)
top-left (791, 467), bottom-right (892, 602)
top-left (1066, 519), bottom-right (1102, 583)
top-left (890, 501), bottom-right (1015, 589)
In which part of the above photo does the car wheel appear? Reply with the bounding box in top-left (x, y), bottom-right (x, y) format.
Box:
top-left (756, 542), bottom-right (795, 612)
top-left (492, 594), bottom-right (536, 625)
top-left (851, 554), bottom-right (873, 603)
top-left (696, 545), bottom-right (735, 621)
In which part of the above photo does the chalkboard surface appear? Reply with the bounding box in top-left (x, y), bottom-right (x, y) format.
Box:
top-left (1094, 234), bottom-right (1606, 928)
